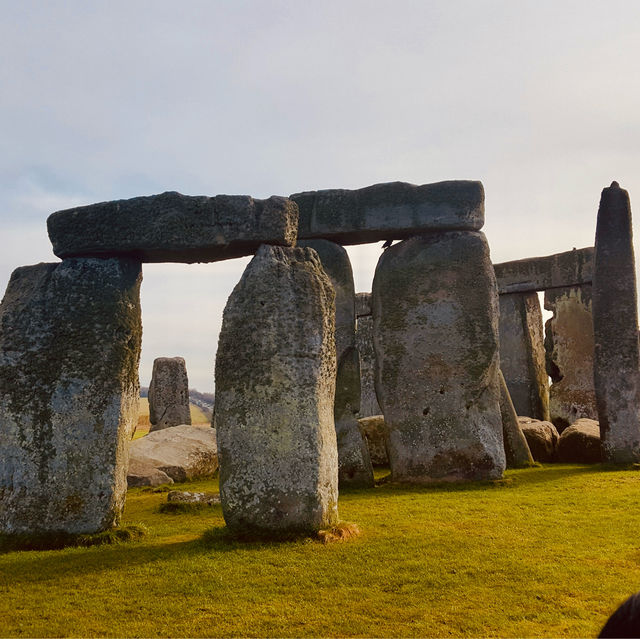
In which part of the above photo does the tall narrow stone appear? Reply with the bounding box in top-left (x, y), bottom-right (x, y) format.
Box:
top-left (149, 357), bottom-right (191, 431)
top-left (214, 245), bottom-right (338, 536)
top-left (498, 370), bottom-right (534, 468)
top-left (372, 232), bottom-right (505, 482)
top-left (0, 258), bottom-right (142, 534)
top-left (355, 293), bottom-right (382, 418)
top-left (544, 285), bottom-right (597, 432)
top-left (298, 240), bottom-right (373, 487)
top-left (593, 182), bottom-right (640, 463)
top-left (498, 292), bottom-right (550, 421)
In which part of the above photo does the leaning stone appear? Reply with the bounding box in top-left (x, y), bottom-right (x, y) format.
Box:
top-left (518, 417), bottom-right (559, 463)
top-left (499, 292), bottom-right (550, 421)
top-left (291, 180), bottom-right (485, 245)
top-left (498, 371), bottom-right (534, 468)
top-left (357, 415), bottom-right (389, 466)
top-left (214, 245), bottom-right (339, 536)
top-left (0, 258), bottom-right (142, 534)
top-left (593, 182), bottom-right (640, 463)
top-left (149, 357), bottom-right (191, 432)
top-left (557, 418), bottom-right (601, 464)
top-left (128, 424), bottom-right (218, 482)
top-left (127, 459), bottom-right (174, 488)
top-left (372, 232), bottom-right (505, 482)
top-left (544, 285), bottom-right (597, 432)
top-left (47, 191), bottom-right (298, 263)
top-left (494, 247), bottom-right (594, 294)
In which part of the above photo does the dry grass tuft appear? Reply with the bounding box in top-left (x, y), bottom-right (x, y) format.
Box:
top-left (316, 521), bottom-right (361, 544)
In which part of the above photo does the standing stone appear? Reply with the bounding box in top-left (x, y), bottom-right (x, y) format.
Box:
top-left (148, 357), bottom-right (191, 431)
top-left (355, 293), bottom-right (382, 418)
top-left (498, 292), bottom-right (550, 421)
top-left (593, 182), bottom-right (640, 463)
top-left (214, 245), bottom-right (338, 536)
top-left (372, 232), bottom-right (505, 482)
top-left (298, 241), bottom-right (374, 488)
top-left (0, 258), bottom-right (142, 534)
top-left (498, 370), bottom-right (534, 468)
top-left (544, 285), bottom-right (597, 432)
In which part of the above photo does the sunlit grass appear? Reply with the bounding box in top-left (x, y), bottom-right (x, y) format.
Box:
top-left (1, 465), bottom-right (638, 637)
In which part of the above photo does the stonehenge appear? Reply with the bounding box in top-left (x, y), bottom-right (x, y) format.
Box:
top-left (1, 177), bottom-right (639, 541)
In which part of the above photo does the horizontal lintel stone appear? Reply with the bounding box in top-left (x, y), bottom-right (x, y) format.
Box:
top-left (47, 191), bottom-right (299, 263)
top-left (494, 247), bottom-right (594, 294)
top-left (291, 180), bottom-right (484, 244)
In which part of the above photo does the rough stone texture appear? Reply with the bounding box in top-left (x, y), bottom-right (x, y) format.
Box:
top-left (544, 285), bottom-right (597, 433)
top-left (356, 314), bottom-right (382, 418)
top-left (214, 245), bottom-right (339, 536)
top-left (0, 258), bottom-right (142, 534)
top-left (148, 357), bottom-right (191, 432)
top-left (127, 459), bottom-right (174, 487)
top-left (372, 232), bottom-right (505, 482)
top-left (593, 182), bottom-right (640, 464)
top-left (494, 247), bottom-right (594, 294)
top-left (557, 418), bottom-right (601, 464)
top-left (498, 371), bottom-right (534, 468)
top-left (355, 292), bottom-right (372, 318)
top-left (167, 490), bottom-right (220, 505)
top-left (499, 292), bottom-right (550, 421)
top-left (47, 191), bottom-right (298, 263)
top-left (518, 417), bottom-right (559, 463)
top-left (291, 180), bottom-right (485, 245)
top-left (357, 415), bottom-right (389, 466)
top-left (128, 424), bottom-right (218, 482)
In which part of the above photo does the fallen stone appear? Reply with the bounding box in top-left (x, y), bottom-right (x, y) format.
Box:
top-left (593, 182), bottom-right (640, 463)
top-left (0, 258), bottom-right (142, 534)
top-left (544, 285), bottom-right (597, 432)
top-left (357, 415), bottom-right (389, 466)
top-left (291, 180), bottom-right (485, 245)
top-left (214, 245), bottom-right (339, 536)
top-left (127, 459), bottom-right (174, 488)
top-left (499, 292), bottom-right (549, 421)
top-left (47, 191), bottom-right (298, 263)
top-left (498, 371), bottom-right (534, 468)
top-left (128, 424), bottom-right (218, 482)
top-left (372, 232), bottom-right (505, 482)
top-left (167, 490), bottom-right (220, 505)
top-left (494, 247), bottom-right (594, 294)
top-left (149, 357), bottom-right (191, 431)
top-left (557, 418), bottom-right (601, 464)
top-left (518, 417), bottom-right (559, 463)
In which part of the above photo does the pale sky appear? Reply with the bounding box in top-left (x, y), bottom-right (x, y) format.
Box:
top-left (1, 1), bottom-right (639, 392)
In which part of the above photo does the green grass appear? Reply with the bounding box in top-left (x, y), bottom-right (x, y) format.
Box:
top-left (1, 465), bottom-right (639, 637)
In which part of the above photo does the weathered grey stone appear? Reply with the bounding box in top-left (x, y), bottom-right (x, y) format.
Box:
top-left (127, 459), bottom-right (174, 488)
top-left (355, 292), bottom-right (372, 318)
top-left (214, 245), bottom-right (339, 536)
top-left (498, 371), bottom-right (534, 468)
top-left (291, 180), bottom-right (485, 245)
top-left (494, 247), bottom-right (594, 294)
top-left (557, 418), bottom-right (601, 464)
top-left (357, 415), bottom-right (389, 466)
top-left (148, 357), bottom-right (191, 432)
top-left (544, 285), bottom-right (597, 432)
top-left (167, 490), bottom-right (220, 505)
top-left (499, 292), bottom-right (549, 421)
top-left (0, 258), bottom-right (142, 534)
top-left (129, 424), bottom-right (217, 482)
top-left (372, 232), bottom-right (505, 482)
top-left (356, 314), bottom-right (382, 418)
top-left (47, 192), bottom-right (298, 263)
top-left (593, 182), bottom-right (640, 464)
top-left (518, 417), bottom-right (559, 463)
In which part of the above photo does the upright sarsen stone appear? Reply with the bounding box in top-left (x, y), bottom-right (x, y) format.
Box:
top-left (214, 245), bottom-right (338, 536)
top-left (593, 182), bottom-right (640, 463)
top-left (149, 357), bottom-right (191, 431)
top-left (372, 232), bottom-right (505, 482)
top-left (355, 293), bottom-right (382, 418)
top-left (0, 258), bottom-right (142, 534)
top-left (498, 292), bottom-right (549, 421)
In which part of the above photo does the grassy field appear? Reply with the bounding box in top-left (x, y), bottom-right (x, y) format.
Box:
top-left (134, 397), bottom-right (210, 438)
top-left (1, 465), bottom-right (639, 637)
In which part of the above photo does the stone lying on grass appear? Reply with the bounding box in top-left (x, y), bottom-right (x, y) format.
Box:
top-left (167, 491), bottom-right (220, 505)
top-left (127, 459), bottom-right (174, 487)
top-left (357, 415), bottom-right (389, 466)
top-left (518, 417), bottom-right (559, 462)
top-left (128, 424), bottom-right (218, 483)
top-left (557, 418), bottom-right (601, 464)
